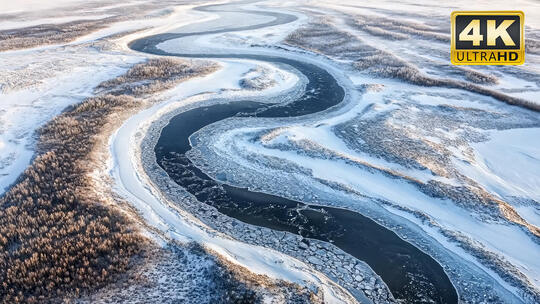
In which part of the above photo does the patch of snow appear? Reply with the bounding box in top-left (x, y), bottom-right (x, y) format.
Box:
top-left (455, 128), bottom-right (540, 202)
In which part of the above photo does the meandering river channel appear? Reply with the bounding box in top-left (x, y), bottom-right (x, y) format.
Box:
top-left (129, 2), bottom-right (458, 303)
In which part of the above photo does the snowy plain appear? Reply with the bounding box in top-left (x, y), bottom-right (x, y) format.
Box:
top-left (1, 0), bottom-right (540, 303)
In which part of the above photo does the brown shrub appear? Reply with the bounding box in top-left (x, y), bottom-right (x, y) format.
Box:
top-left (0, 58), bottom-right (218, 303)
top-left (98, 58), bottom-right (218, 97)
top-left (464, 70), bottom-right (498, 85)
top-left (0, 94), bottom-right (144, 303)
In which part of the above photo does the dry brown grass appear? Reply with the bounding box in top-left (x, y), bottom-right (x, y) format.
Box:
top-left (98, 58), bottom-right (219, 97)
top-left (347, 14), bottom-right (449, 42)
top-left (463, 69), bottom-right (499, 85)
top-left (0, 95), bottom-right (145, 303)
top-left (0, 58), bottom-right (218, 303)
top-left (0, 18), bottom-right (117, 52)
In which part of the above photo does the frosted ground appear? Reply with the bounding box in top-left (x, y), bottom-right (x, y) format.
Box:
top-left (1, 0), bottom-right (539, 303)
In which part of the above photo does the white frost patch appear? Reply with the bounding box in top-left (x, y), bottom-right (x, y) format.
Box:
top-left (514, 205), bottom-right (540, 229)
top-left (454, 128), bottom-right (540, 202)
top-left (263, 124), bottom-right (457, 185)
